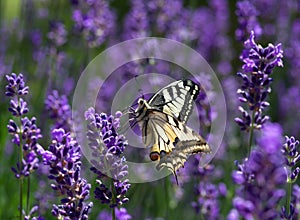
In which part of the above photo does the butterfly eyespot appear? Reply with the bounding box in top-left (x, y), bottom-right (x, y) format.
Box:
top-left (160, 150), bottom-right (167, 158)
top-left (150, 152), bottom-right (160, 161)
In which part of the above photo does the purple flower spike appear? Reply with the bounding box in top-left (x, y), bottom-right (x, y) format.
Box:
top-left (8, 98), bottom-right (28, 116)
top-left (47, 21), bottom-right (67, 47)
top-left (40, 128), bottom-right (93, 219)
top-left (5, 73), bottom-right (29, 97)
top-left (191, 164), bottom-right (227, 218)
top-left (282, 136), bottom-right (300, 181)
top-left (115, 207), bottom-right (132, 220)
top-left (72, 0), bottom-right (115, 48)
top-left (85, 107), bottom-right (131, 208)
top-left (235, 1), bottom-right (262, 42)
top-left (5, 73), bottom-right (42, 179)
top-left (45, 90), bottom-right (72, 132)
top-left (235, 31), bottom-right (283, 131)
top-left (231, 123), bottom-right (286, 219)
top-left (5, 73), bottom-right (44, 218)
top-left (123, 0), bottom-right (149, 40)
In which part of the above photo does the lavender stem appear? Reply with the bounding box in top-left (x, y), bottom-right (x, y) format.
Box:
top-left (19, 117), bottom-right (23, 220)
top-left (286, 177), bottom-right (292, 216)
top-left (248, 110), bottom-right (255, 157)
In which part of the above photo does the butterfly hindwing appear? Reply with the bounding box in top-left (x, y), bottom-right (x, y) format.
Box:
top-left (156, 139), bottom-right (211, 173)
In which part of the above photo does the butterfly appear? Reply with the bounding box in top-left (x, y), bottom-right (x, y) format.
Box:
top-left (134, 79), bottom-right (211, 183)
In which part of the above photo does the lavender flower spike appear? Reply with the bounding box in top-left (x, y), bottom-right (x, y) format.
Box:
top-left (282, 136), bottom-right (300, 176)
top-left (40, 128), bottom-right (93, 219)
top-left (235, 0), bottom-right (262, 42)
top-left (5, 73), bottom-right (43, 219)
top-left (45, 90), bottom-right (72, 132)
top-left (85, 108), bottom-right (131, 208)
top-left (5, 73), bottom-right (29, 97)
top-left (281, 136), bottom-right (300, 219)
top-left (235, 31), bottom-right (283, 131)
top-left (231, 123), bottom-right (286, 219)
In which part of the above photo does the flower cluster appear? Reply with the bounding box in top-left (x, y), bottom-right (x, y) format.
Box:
top-left (183, 162), bottom-right (226, 218)
top-left (192, 174), bottom-right (226, 219)
top-left (230, 123), bottom-right (286, 219)
top-left (72, 0), bottom-right (115, 48)
top-left (85, 108), bottom-right (130, 208)
top-left (235, 31), bottom-right (283, 131)
top-left (281, 136), bottom-right (300, 219)
top-left (97, 207), bottom-right (132, 220)
top-left (39, 128), bottom-right (93, 219)
top-left (47, 21), bottom-right (67, 47)
top-left (282, 136), bottom-right (300, 182)
top-left (288, 185), bottom-right (300, 219)
top-left (235, 1), bottom-right (262, 42)
top-left (5, 73), bottom-right (42, 178)
top-left (123, 0), bottom-right (149, 40)
top-left (45, 90), bottom-right (72, 132)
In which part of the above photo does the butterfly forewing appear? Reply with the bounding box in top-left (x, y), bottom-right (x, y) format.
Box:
top-left (148, 79), bottom-right (200, 123)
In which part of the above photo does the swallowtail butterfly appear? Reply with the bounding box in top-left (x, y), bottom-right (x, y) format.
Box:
top-left (134, 79), bottom-right (211, 183)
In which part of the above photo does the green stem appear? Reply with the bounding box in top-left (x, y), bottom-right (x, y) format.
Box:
top-left (19, 178), bottom-right (23, 220)
top-left (286, 181), bottom-right (292, 215)
top-left (19, 116), bottom-right (23, 220)
top-left (26, 176), bottom-right (30, 213)
top-left (112, 206), bottom-right (116, 220)
top-left (164, 178), bottom-right (170, 219)
top-left (248, 110), bottom-right (256, 158)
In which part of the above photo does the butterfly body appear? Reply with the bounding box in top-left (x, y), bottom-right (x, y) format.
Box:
top-left (134, 79), bottom-right (211, 176)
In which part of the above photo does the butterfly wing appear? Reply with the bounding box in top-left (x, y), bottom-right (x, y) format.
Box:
top-left (142, 110), bottom-right (210, 170)
top-left (148, 79), bottom-right (200, 123)
top-left (134, 79), bottom-right (210, 178)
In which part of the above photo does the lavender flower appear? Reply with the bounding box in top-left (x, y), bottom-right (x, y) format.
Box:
top-left (85, 108), bottom-right (130, 208)
top-left (190, 164), bottom-right (227, 219)
top-left (235, 31), bottom-right (283, 131)
top-left (40, 128), bottom-right (93, 219)
top-left (5, 73), bottom-right (42, 178)
top-left (5, 73), bottom-right (29, 97)
top-left (192, 182), bottom-right (224, 219)
top-left (115, 207), bottom-right (132, 220)
top-left (47, 21), bottom-right (67, 47)
top-left (290, 184), bottom-right (300, 219)
top-left (23, 206), bottom-right (44, 220)
top-left (235, 0), bottom-right (262, 42)
top-left (148, 0), bottom-right (183, 34)
top-left (5, 73), bottom-right (43, 219)
top-left (282, 136), bottom-right (300, 182)
top-left (281, 136), bottom-right (300, 219)
top-left (97, 207), bottom-right (132, 220)
top-left (72, 0), bottom-right (115, 47)
top-left (231, 123), bottom-right (286, 219)
top-left (123, 0), bottom-right (149, 40)
top-left (45, 90), bottom-right (72, 132)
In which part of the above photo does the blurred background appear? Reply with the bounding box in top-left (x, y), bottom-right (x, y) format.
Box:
top-left (0, 0), bottom-right (300, 219)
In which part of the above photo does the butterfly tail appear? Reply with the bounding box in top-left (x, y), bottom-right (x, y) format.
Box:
top-left (173, 171), bottom-right (179, 185)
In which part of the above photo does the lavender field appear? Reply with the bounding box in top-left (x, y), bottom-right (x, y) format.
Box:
top-left (1, 0), bottom-right (300, 219)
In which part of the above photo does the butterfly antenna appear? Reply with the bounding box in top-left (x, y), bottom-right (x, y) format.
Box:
top-left (118, 117), bottom-right (138, 135)
top-left (134, 74), bottom-right (144, 99)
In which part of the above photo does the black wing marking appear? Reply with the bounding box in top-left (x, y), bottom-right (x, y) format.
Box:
top-left (148, 80), bottom-right (200, 123)
top-left (141, 110), bottom-right (210, 171)
top-left (156, 139), bottom-right (211, 172)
